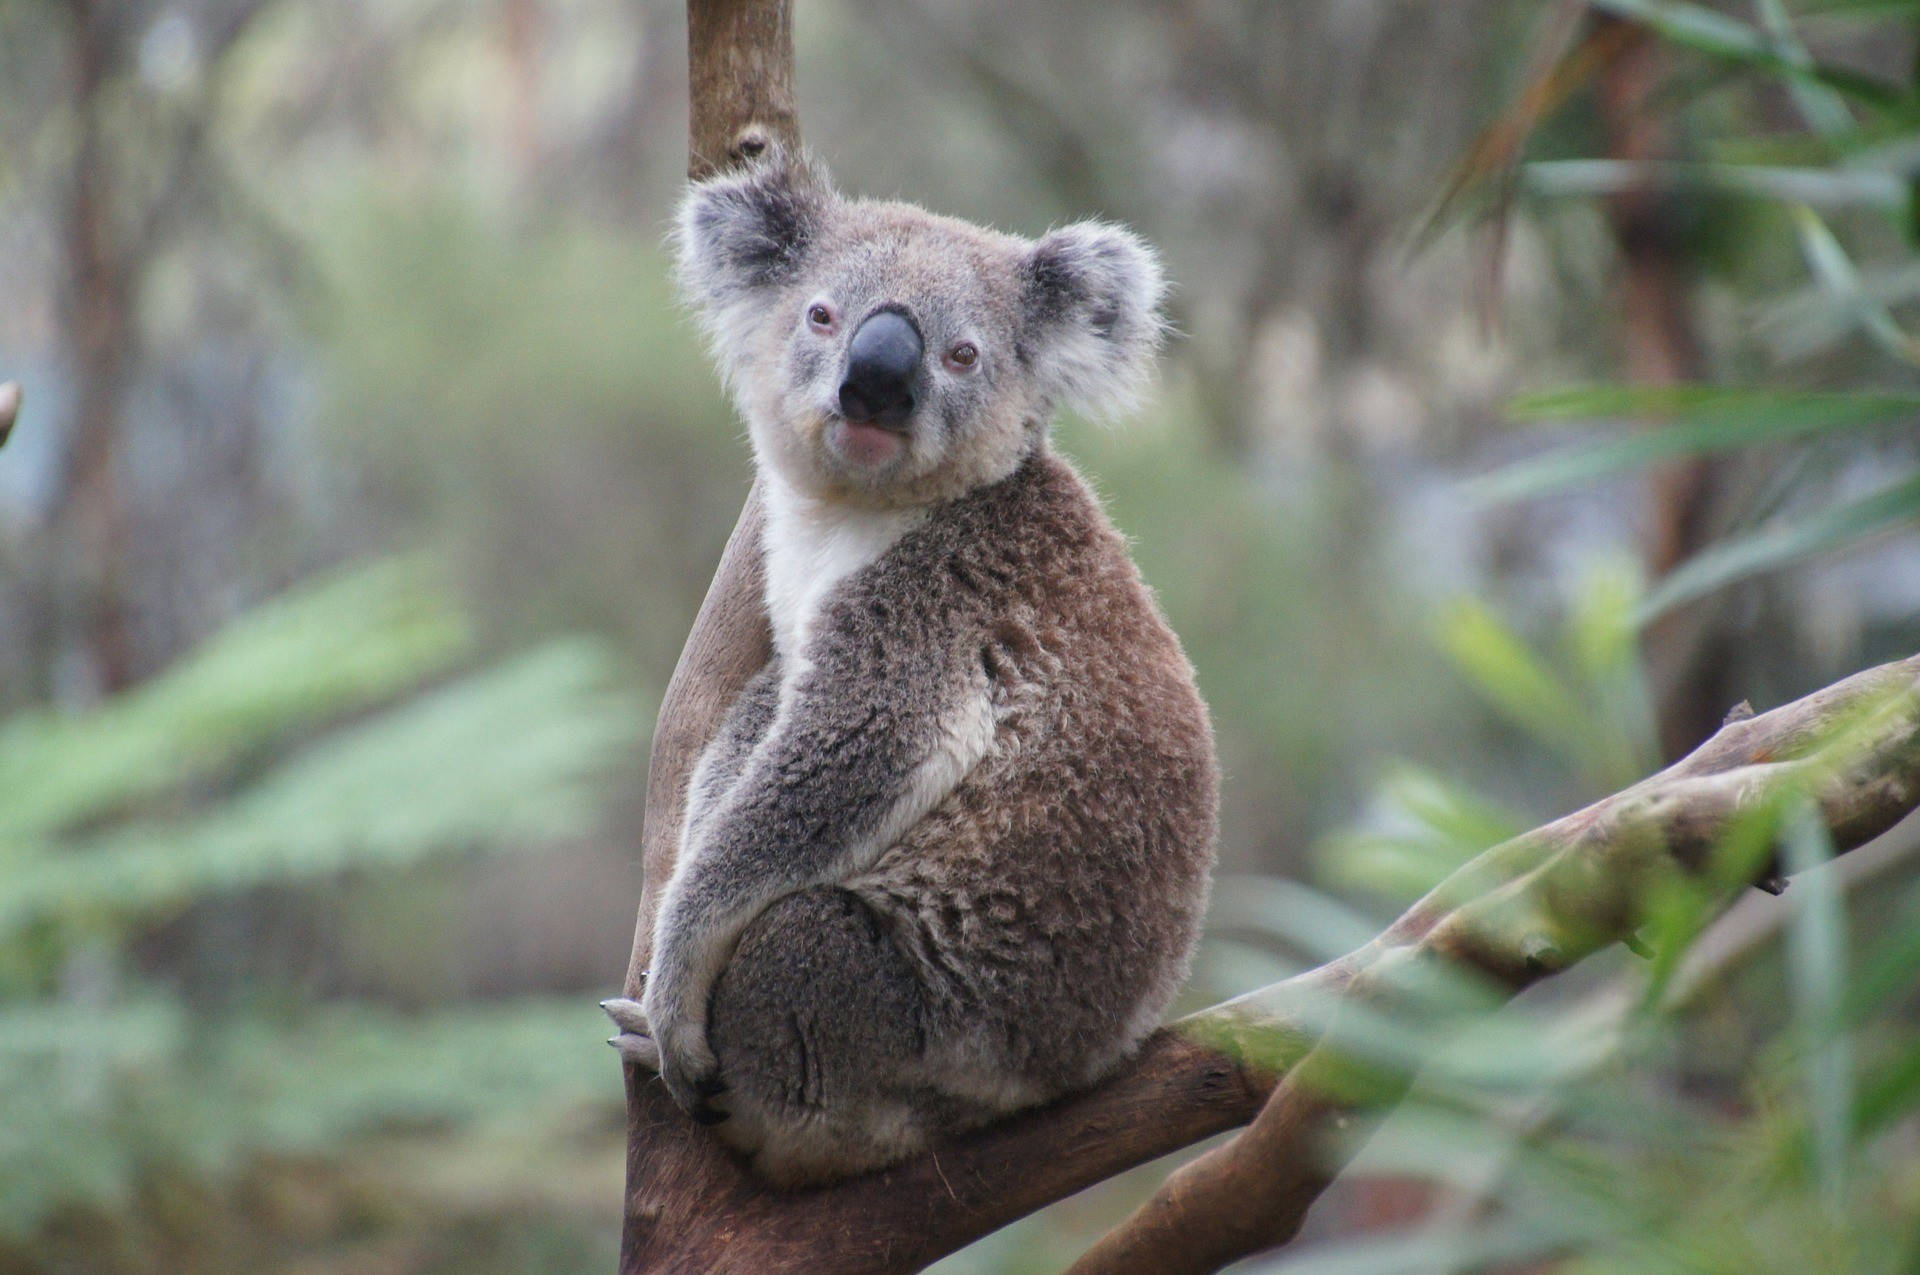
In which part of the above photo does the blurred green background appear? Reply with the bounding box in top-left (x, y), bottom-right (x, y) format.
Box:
top-left (1, 2), bottom-right (1918, 1272)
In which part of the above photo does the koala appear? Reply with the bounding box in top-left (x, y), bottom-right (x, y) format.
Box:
top-left (603, 150), bottom-right (1218, 1187)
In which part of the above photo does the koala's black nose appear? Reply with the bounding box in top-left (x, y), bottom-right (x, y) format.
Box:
top-left (839, 310), bottom-right (921, 428)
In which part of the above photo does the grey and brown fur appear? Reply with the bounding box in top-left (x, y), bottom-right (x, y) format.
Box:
top-left (604, 151), bottom-right (1218, 1187)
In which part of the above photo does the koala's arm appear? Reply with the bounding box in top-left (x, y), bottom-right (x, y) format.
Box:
top-left (644, 625), bottom-right (994, 1110)
top-left (680, 661), bottom-right (782, 851)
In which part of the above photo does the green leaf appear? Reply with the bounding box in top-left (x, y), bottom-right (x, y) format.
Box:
top-left (1639, 469), bottom-right (1920, 619)
top-left (1475, 387), bottom-right (1920, 502)
top-left (1319, 763), bottom-right (1529, 903)
top-left (1521, 159), bottom-right (1909, 211)
top-left (1589, 0), bottom-right (1906, 105)
top-left (1782, 801), bottom-right (1852, 1211)
top-left (1206, 875), bottom-right (1382, 962)
top-left (0, 994), bottom-right (621, 1239)
top-left (1565, 559), bottom-right (1661, 787)
top-left (0, 640), bottom-right (639, 943)
top-left (1790, 205), bottom-right (1920, 364)
top-left (1753, 0), bottom-right (1860, 136)
top-left (0, 557), bottom-right (471, 847)
top-left (1438, 600), bottom-right (1587, 757)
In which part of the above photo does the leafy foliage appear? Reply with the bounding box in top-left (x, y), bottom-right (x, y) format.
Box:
top-left (1475, 1), bottom-right (1920, 614)
top-left (0, 559), bottom-right (638, 1259)
top-left (1250, 569), bottom-right (1920, 1275)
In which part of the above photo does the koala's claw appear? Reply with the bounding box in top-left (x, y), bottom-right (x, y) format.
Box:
top-left (601, 997), bottom-right (660, 1070)
top-left (601, 997), bottom-right (650, 1036)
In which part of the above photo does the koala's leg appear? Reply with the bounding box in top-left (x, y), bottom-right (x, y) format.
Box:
top-left (707, 885), bottom-right (938, 1186)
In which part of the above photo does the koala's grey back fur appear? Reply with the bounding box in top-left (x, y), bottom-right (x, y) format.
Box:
top-left (629, 152), bottom-right (1218, 1187)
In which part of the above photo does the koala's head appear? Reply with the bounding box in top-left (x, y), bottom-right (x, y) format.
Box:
top-left (675, 150), bottom-right (1165, 507)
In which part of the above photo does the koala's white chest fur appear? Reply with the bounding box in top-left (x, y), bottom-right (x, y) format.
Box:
top-left (760, 473), bottom-right (925, 663)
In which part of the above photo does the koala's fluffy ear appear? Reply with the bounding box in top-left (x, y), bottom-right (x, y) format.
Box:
top-left (674, 150), bottom-right (834, 363)
top-left (1021, 222), bottom-right (1167, 419)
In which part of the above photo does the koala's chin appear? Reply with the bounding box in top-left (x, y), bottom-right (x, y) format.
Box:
top-left (765, 404), bottom-right (942, 510)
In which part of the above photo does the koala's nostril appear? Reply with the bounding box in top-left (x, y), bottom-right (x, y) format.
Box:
top-left (839, 310), bottom-right (921, 428)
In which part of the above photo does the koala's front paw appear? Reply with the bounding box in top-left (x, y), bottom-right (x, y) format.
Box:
top-left (601, 998), bottom-right (660, 1071)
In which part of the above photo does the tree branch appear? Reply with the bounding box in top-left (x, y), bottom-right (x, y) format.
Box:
top-left (1066, 651), bottom-right (1920, 1275)
top-left (615, 644), bottom-right (1919, 1273)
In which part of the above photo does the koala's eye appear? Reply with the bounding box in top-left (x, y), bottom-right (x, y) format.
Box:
top-left (807, 303), bottom-right (836, 332)
top-left (945, 342), bottom-right (979, 371)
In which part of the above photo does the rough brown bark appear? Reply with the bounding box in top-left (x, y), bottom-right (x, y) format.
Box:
top-left (686, 0), bottom-right (800, 180)
top-left (617, 4), bottom-right (791, 1271)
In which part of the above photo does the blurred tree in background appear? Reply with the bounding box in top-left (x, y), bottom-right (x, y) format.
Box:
top-left (0, 1), bottom-right (1914, 1272)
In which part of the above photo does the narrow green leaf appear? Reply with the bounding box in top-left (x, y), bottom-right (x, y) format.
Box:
top-left (1521, 158), bottom-right (1908, 210)
top-left (1438, 601), bottom-right (1587, 758)
top-left (1566, 559), bottom-right (1661, 787)
top-left (1791, 205), bottom-right (1920, 364)
top-left (1782, 801), bottom-right (1852, 1211)
top-left (1319, 765), bottom-right (1528, 900)
top-left (1754, 0), bottom-right (1860, 136)
top-left (1590, 0), bottom-right (1906, 104)
top-left (1206, 875), bottom-right (1382, 962)
top-left (1477, 388), bottom-right (1920, 503)
top-left (1639, 469), bottom-right (1920, 619)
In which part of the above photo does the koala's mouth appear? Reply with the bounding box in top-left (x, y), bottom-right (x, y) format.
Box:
top-left (825, 412), bottom-right (912, 471)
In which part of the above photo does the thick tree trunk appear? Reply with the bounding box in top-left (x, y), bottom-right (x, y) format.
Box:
top-left (616, 4), bottom-right (792, 1270)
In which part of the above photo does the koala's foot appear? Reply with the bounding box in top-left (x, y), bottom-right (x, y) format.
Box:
top-left (602, 997), bottom-right (730, 1125)
top-left (601, 998), bottom-right (660, 1071)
